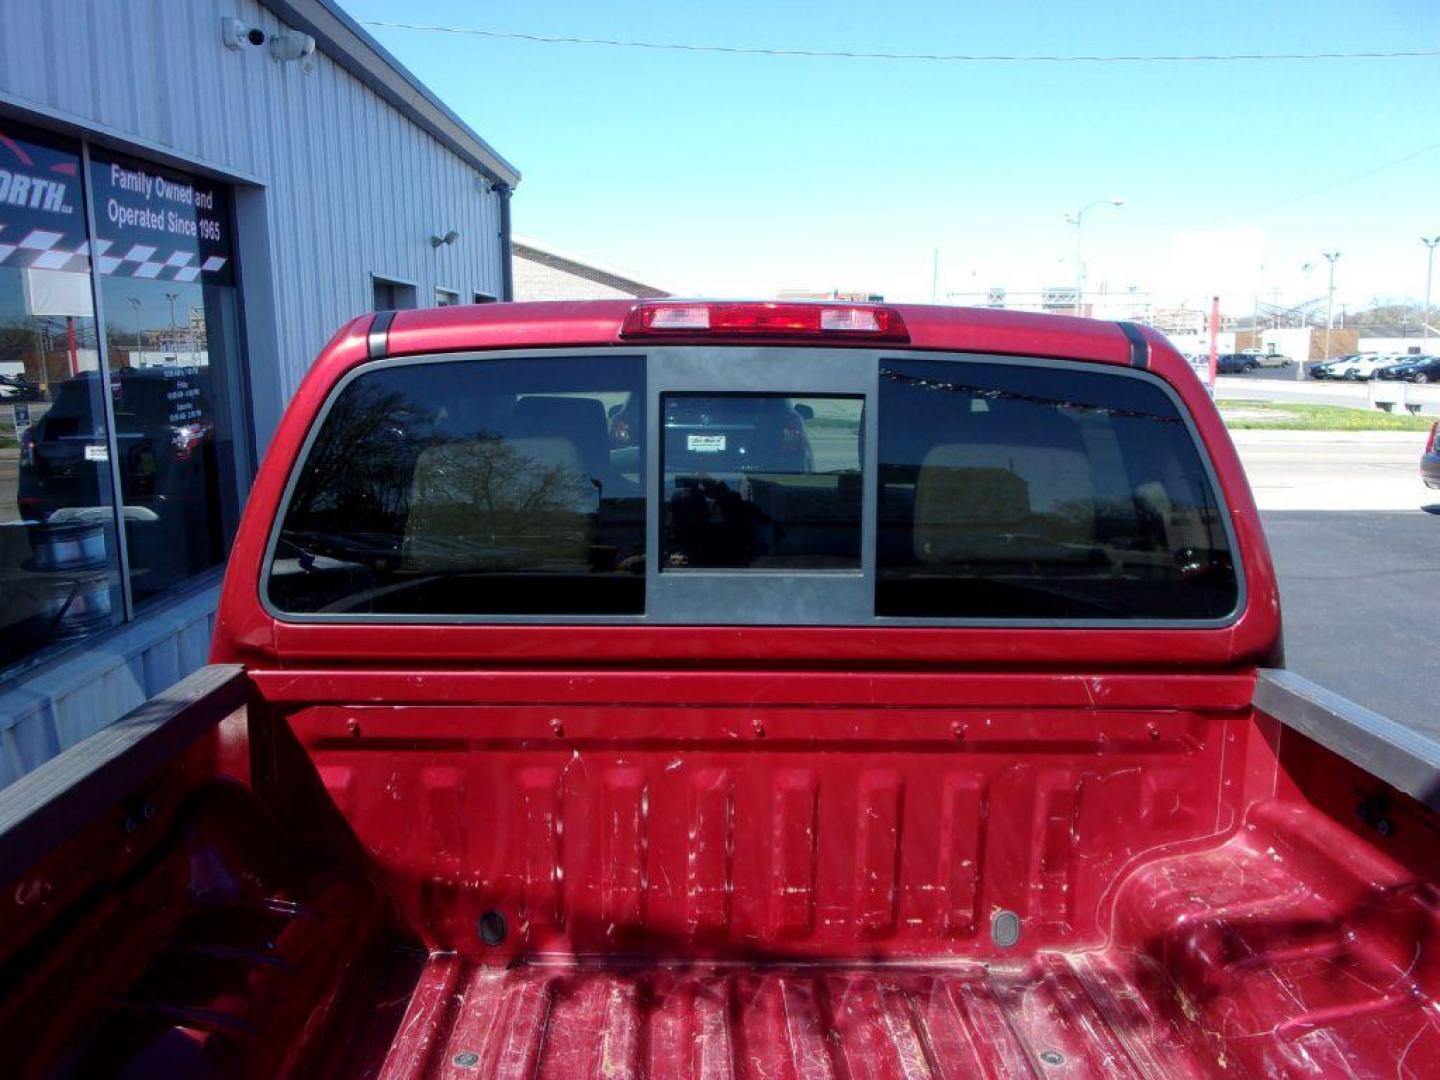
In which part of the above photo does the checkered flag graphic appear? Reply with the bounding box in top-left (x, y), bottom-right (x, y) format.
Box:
top-left (0, 225), bottom-right (226, 280)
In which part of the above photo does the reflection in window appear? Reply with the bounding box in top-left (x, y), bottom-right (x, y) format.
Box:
top-left (1, 124), bottom-right (123, 671)
top-left (268, 356), bottom-right (646, 616)
top-left (661, 394), bottom-right (863, 570)
top-left (90, 152), bottom-right (242, 607)
top-left (876, 359), bottom-right (1237, 620)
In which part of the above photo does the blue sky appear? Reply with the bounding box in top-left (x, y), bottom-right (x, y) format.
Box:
top-left (345, 1), bottom-right (1439, 314)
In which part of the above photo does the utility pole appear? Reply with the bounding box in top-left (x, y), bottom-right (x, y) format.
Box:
top-left (1423, 237), bottom-right (1439, 345)
top-left (931, 249), bottom-right (939, 304)
top-left (1321, 251), bottom-right (1341, 360)
top-left (1065, 197), bottom-right (1123, 318)
top-left (1252, 263), bottom-right (1265, 353)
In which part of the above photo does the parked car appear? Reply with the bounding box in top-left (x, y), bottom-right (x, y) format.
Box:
top-left (6, 301), bottom-right (1440, 1077)
top-left (1376, 354), bottom-right (1440, 383)
top-left (1251, 351), bottom-right (1293, 368)
top-left (1333, 353), bottom-right (1407, 381)
top-left (1215, 351), bottom-right (1259, 374)
top-left (0, 373), bottom-right (42, 401)
top-left (16, 367), bottom-right (214, 523)
top-left (662, 394), bottom-right (816, 474)
top-left (1310, 353), bottom-right (1362, 379)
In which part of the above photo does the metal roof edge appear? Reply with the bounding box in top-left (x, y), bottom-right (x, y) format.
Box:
top-left (261, 0), bottom-right (521, 188)
top-left (512, 235), bottom-right (674, 297)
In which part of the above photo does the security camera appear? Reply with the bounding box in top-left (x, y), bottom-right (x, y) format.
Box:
top-left (221, 17), bottom-right (265, 50)
top-left (271, 31), bottom-right (316, 63)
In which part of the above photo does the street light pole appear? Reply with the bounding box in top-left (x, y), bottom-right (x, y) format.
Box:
top-left (1423, 237), bottom-right (1439, 345)
top-left (1321, 251), bottom-right (1341, 360)
top-left (1065, 197), bottom-right (1123, 317)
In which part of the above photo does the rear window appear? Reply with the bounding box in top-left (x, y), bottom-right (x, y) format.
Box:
top-left (876, 358), bottom-right (1237, 620)
top-left (265, 350), bottom-right (1238, 624)
top-left (267, 355), bottom-right (645, 615)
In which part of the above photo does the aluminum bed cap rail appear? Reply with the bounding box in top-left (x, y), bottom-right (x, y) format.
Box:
top-left (1256, 668), bottom-right (1440, 811)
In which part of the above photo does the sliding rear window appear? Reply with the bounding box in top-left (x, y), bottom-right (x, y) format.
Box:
top-left (267, 355), bottom-right (645, 616)
top-left (876, 358), bottom-right (1237, 620)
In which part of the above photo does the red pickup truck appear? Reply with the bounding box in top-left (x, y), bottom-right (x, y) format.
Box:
top-left (3, 301), bottom-right (1438, 1078)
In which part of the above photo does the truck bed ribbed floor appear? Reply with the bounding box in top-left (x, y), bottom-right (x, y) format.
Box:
top-left (371, 945), bottom-right (1438, 1079)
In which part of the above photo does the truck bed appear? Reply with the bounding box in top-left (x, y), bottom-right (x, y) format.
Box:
top-left (3, 668), bottom-right (1439, 1078)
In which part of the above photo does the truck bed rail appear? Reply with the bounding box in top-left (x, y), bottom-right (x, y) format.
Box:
top-left (0, 664), bottom-right (245, 886)
top-left (1256, 667), bottom-right (1440, 811)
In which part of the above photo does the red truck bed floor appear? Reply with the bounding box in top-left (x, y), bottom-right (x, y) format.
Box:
top-left (374, 815), bottom-right (1440, 1079)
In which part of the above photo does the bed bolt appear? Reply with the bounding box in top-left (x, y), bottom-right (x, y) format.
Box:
top-left (550, 718), bottom-right (565, 737)
top-left (346, 718), bottom-right (361, 737)
top-left (453, 1051), bottom-right (480, 1068)
top-left (1148, 724), bottom-right (1160, 741)
top-left (1039, 1050), bottom-right (1065, 1066)
top-left (952, 722), bottom-right (966, 740)
top-left (752, 719), bottom-right (766, 738)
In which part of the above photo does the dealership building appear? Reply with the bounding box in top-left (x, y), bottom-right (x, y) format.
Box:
top-left (0, 0), bottom-right (519, 782)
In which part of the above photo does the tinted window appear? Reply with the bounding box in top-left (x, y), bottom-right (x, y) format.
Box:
top-left (876, 359), bottom-right (1237, 620)
top-left (662, 394), bottom-right (862, 570)
top-left (269, 356), bottom-right (645, 615)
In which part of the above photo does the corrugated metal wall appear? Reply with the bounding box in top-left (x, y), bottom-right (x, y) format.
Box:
top-left (0, 0), bottom-right (506, 406)
top-left (0, 0), bottom-right (510, 778)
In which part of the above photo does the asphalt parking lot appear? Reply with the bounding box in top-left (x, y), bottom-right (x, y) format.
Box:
top-left (1230, 430), bottom-right (1438, 732)
top-left (1263, 509), bottom-right (1439, 734)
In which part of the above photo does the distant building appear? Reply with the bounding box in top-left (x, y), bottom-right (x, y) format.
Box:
top-left (513, 237), bottom-right (671, 301)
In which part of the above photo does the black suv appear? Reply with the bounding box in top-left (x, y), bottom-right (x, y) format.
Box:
top-left (17, 368), bottom-right (214, 523)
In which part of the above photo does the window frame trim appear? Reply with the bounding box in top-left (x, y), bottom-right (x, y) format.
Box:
top-left (258, 346), bottom-right (1246, 629)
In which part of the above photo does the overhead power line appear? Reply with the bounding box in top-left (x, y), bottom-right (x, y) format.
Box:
top-left (362, 21), bottom-right (1440, 64)
top-left (1235, 142), bottom-right (1440, 215)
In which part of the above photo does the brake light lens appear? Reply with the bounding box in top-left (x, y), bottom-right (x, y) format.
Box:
top-left (621, 301), bottom-right (908, 341)
top-left (1427, 420), bottom-right (1439, 455)
top-left (171, 421), bottom-right (212, 462)
top-left (18, 427), bottom-right (34, 468)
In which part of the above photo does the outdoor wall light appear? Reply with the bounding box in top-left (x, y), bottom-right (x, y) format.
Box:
top-left (270, 30), bottom-right (317, 75)
top-left (431, 230), bottom-right (460, 248)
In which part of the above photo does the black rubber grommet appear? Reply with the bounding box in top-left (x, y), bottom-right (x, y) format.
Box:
top-left (478, 910), bottom-right (507, 946)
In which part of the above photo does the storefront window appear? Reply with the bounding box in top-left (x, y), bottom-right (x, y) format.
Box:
top-left (0, 125), bottom-right (246, 676)
top-left (0, 125), bottom-right (123, 671)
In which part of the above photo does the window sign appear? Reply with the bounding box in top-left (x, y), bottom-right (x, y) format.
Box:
top-left (90, 160), bottom-right (232, 286)
top-left (0, 132), bottom-right (88, 274)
